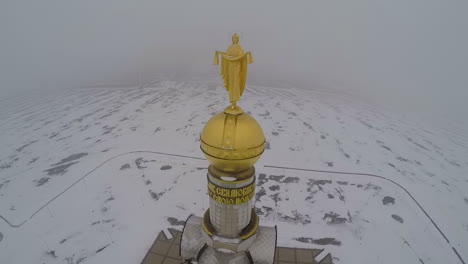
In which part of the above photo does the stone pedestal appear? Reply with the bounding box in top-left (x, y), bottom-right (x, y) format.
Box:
top-left (179, 165), bottom-right (277, 263)
top-left (181, 215), bottom-right (277, 264)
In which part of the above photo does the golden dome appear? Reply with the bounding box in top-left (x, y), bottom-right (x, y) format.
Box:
top-left (200, 106), bottom-right (265, 172)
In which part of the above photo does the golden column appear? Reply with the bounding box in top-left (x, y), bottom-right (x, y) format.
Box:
top-left (180, 34), bottom-right (276, 263)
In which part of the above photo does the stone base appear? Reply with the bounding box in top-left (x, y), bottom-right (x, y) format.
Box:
top-left (141, 227), bottom-right (334, 264)
top-left (180, 215), bottom-right (276, 264)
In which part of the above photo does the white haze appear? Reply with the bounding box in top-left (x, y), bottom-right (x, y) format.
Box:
top-left (1, 0), bottom-right (467, 132)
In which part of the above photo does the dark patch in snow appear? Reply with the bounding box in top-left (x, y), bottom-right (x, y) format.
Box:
top-left (46, 250), bottom-right (57, 258)
top-left (65, 254), bottom-right (86, 264)
top-left (44, 161), bottom-right (79, 176)
top-left (406, 137), bottom-right (430, 151)
top-left (60, 238), bottom-right (67, 244)
top-left (0, 162), bottom-right (12, 169)
top-left (278, 210), bottom-right (311, 225)
top-left (120, 163), bottom-right (130, 170)
top-left (270, 193), bottom-right (281, 204)
top-left (302, 122), bottom-right (316, 132)
top-left (255, 187), bottom-right (266, 202)
top-left (425, 172), bottom-right (435, 177)
top-left (441, 180), bottom-right (449, 186)
top-left (376, 140), bottom-right (392, 151)
top-left (380, 145), bottom-right (392, 152)
top-left (28, 157), bottom-right (39, 165)
top-left (53, 153), bottom-right (88, 166)
top-left (358, 119), bottom-right (373, 129)
top-left (96, 244), bottom-right (110, 253)
top-left (102, 125), bottom-right (117, 135)
top-left (309, 179), bottom-right (332, 187)
top-left (167, 217), bottom-right (185, 226)
top-left (283, 177), bottom-right (299, 183)
top-left (320, 135), bottom-right (326, 139)
top-left (464, 198), bottom-right (468, 205)
top-left (79, 125), bottom-right (90, 132)
top-left (265, 141), bottom-right (270, 150)
top-left (272, 131), bottom-right (279, 136)
top-left (382, 196), bottom-right (395, 205)
top-left (145, 179), bottom-right (152, 185)
top-left (269, 185), bottom-right (280, 191)
top-left (364, 183), bottom-right (382, 191)
top-left (135, 158), bottom-right (147, 169)
top-left (0, 232), bottom-right (3, 243)
top-left (160, 165), bottom-right (172, 170)
top-left (1, 156), bottom-right (19, 169)
top-left (325, 161), bottom-right (334, 167)
top-left (0, 180), bottom-right (10, 191)
top-left (56, 135), bottom-right (72, 141)
top-left (391, 214), bottom-right (404, 223)
top-left (149, 190), bottom-right (165, 201)
top-left (268, 175), bottom-right (285, 182)
top-left (257, 206), bottom-right (274, 217)
top-left (327, 194), bottom-right (334, 199)
top-left (294, 237), bottom-right (341, 246)
top-left (258, 174), bottom-right (267, 186)
top-left (336, 142), bottom-right (351, 158)
top-left (99, 110), bottom-right (119, 119)
top-left (16, 140), bottom-right (38, 152)
top-left (305, 179), bottom-right (332, 202)
top-left (36, 177), bottom-right (50, 186)
top-left (258, 111), bottom-right (270, 117)
top-left (334, 188), bottom-right (345, 201)
top-left (288, 111), bottom-right (297, 116)
top-left (323, 212), bottom-right (348, 224)
top-left (49, 132), bottom-right (60, 139)
top-left (337, 181), bottom-right (348, 185)
top-left (396, 156), bottom-right (411, 163)
top-left (101, 148), bottom-right (110, 152)
top-left (446, 159), bottom-right (461, 167)
top-left (388, 163), bottom-right (396, 168)
top-left (153, 127), bottom-right (162, 134)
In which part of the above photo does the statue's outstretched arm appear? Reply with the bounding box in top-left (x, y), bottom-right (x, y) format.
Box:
top-left (245, 52), bottom-right (254, 64)
top-left (213, 51), bottom-right (224, 65)
top-left (221, 53), bottom-right (248, 61)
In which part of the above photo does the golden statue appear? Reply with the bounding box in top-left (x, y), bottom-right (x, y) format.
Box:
top-left (201, 34), bottom-right (264, 173)
top-left (213, 34), bottom-right (254, 111)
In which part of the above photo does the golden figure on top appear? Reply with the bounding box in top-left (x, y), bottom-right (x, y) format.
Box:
top-left (213, 34), bottom-right (254, 111)
top-left (201, 34), bottom-right (264, 173)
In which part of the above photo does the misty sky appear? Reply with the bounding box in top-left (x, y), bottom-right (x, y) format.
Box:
top-left (1, 0), bottom-right (467, 132)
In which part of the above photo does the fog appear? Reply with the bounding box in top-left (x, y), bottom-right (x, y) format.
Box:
top-left (1, 0), bottom-right (467, 132)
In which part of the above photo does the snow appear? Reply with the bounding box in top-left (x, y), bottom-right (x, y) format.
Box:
top-left (0, 79), bottom-right (467, 263)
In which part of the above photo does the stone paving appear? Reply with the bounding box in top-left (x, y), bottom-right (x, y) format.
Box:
top-left (141, 229), bottom-right (334, 264)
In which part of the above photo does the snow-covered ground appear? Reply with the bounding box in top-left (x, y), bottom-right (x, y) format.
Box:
top-left (0, 80), bottom-right (467, 263)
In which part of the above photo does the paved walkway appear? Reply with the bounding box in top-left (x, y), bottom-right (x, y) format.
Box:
top-left (141, 229), bottom-right (334, 264)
